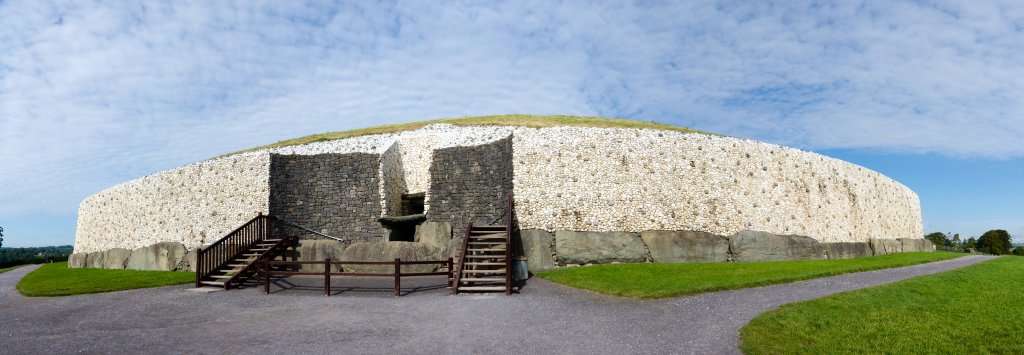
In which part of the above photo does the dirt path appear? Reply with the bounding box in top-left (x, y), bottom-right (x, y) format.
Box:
top-left (0, 256), bottom-right (994, 354)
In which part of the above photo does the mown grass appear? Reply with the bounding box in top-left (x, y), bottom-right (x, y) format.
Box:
top-left (536, 252), bottom-right (962, 299)
top-left (222, 114), bottom-right (709, 157)
top-left (740, 256), bottom-right (1023, 354)
top-left (0, 264), bottom-right (26, 273)
top-left (16, 262), bottom-right (195, 297)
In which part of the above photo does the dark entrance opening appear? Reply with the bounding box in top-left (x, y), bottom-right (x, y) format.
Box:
top-left (379, 193), bottom-right (427, 242)
top-left (401, 193), bottom-right (425, 215)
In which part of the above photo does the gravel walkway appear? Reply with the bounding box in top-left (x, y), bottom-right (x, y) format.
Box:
top-left (0, 255), bottom-right (994, 354)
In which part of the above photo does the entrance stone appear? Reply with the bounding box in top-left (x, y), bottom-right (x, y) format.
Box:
top-left (640, 230), bottom-right (729, 263)
top-left (554, 231), bottom-right (648, 265)
top-left (729, 230), bottom-right (826, 262)
top-left (341, 241), bottom-right (439, 273)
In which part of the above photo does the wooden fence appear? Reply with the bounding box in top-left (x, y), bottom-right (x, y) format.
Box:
top-left (260, 258), bottom-right (454, 297)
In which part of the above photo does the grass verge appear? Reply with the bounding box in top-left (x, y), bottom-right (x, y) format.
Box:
top-left (0, 264), bottom-right (26, 273)
top-left (535, 252), bottom-right (962, 299)
top-left (222, 114), bottom-right (709, 157)
top-left (740, 256), bottom-right (1022, 354)
top-left (16, 262), bottom-right (195, 297)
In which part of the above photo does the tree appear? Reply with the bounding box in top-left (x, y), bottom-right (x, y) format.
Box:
top-left (0, 225), bottom-right (4, 249)
top-left (964, 237), bottom-right (978, 251)
top-left (977, 230), bottom-right (1013, 255)
top-left (1013, 247), bottom-right (1024, 256)
top-left (925, 232), bottom-right (948, 248)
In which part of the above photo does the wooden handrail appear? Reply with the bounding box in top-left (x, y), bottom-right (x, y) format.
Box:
top-left (505, 191), bottom-right (513, 295)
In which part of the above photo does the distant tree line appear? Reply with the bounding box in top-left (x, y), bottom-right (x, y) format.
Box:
top-left (926, 230), bottom-right (1020, 255)
top-left (0, 245), bottom-right (73, 268)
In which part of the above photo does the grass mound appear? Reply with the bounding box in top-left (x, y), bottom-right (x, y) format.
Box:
top-left (740, 256), bottom-right (1022, 354)
top-left (536, 252), bottom-right (962, 299)
top-left (225, 114), bottom-right (708, 156)
top-left (17, 262), bottom-right (195, 297)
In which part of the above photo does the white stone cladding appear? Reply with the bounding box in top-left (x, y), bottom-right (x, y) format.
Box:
top-left (74, 123), bottom-right (923, 254)
top-left (74, 153), bottom-right (271, 253)
top-left (511, 127), bottom-right (923, 242)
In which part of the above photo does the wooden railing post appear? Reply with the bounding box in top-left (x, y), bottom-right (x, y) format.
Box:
top-left (447, 257), bottom-right (454, 288)
top-left (324, 258), bottom-right (331, 297)
top-left (263, 259), bottom-right (270, 294)
top-left (195, 246), bottom-right (204, 288)
top-left (394, 258), bottom-right (401, 297)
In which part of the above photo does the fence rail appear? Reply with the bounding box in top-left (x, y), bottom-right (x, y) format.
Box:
top-left (261, 258), bottom-right (454, 297)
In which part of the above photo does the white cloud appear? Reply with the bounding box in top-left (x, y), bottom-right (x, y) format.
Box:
top-left (0, 0), bottom-right (1022, 225)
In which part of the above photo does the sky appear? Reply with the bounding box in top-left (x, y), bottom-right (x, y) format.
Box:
top-left (0, 0), bottom-right (1021, 247)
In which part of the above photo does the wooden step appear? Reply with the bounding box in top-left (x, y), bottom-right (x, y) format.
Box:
top-left (460, 277), bottom-right (505, 282)
top-left (469, 233), bottom-right (506, 239)
top-left (210, 275), bottom-right (234, 279)
top-left (461, 269), bottom-right (506, 274)
top-left (473, 225), bottom-right (507, 229)
top-left (464, 262), bottom-right (505, 266)
top-left (457, 286), bottom-right (507, 292)
top-left (241, 253), bottom-right (263, 256)
top-left (248, 248), bottom-right (271, 252)
top-left (200, 281), bottom-right (226, 286)
top-left (469, 248), bottom-right (506, 252)
top-left (264, 239), bottom-right (282, 242)
top-left (468, 241), bottom-right (505, 245)
top-left (465, 255), bottom-right (504, 259)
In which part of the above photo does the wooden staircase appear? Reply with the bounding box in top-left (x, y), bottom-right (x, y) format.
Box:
top-left (453, 193), bottom-right (515, 295)
top-left (195, 214), bottom-right (298, 290)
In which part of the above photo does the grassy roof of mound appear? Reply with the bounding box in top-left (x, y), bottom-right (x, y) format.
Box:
top-left (223, 114), bottom-right (710, 157)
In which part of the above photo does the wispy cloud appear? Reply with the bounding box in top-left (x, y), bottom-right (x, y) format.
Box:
top-left (1, 0), bottom-right (1022, 232)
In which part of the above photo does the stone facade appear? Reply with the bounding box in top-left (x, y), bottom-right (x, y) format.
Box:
top-left (427, 135), bottom-right (514, 238)
top-left (74, 123), bottom-right (927, 270)
top-left (269, 153), bottom-right (383, 243)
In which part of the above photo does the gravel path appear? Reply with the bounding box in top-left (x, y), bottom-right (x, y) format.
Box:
top-left (0, 256), bottom-right (994, 354)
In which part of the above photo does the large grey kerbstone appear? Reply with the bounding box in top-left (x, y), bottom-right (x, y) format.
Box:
top-left (176, 247), bottom-right (201, 272)
top-left (126, 242), bottom-right (188, 271)
top-left (86, 251), bottom-right (105, 268)
top-left (295, 239), bottom-right (348, 272)
top-left (414, 221), bottom-right (452, 250)
top-left (898, 238), bottom-right (935, 253)
top-left (823, 242), bottom-right (873, 259)
top-left (341, 242), bottom-right (439, 273)
top-left (520, 229), bottom-right (556, 271)
top-left (554, 231), bottom-right (648, 265)
top-left (68, 253), bottom-right (88, 268)
top-left (102, 248), bottom-right (131, 269)
top-left (640, 230), bottom-right (729, 263)
top-left (869, 238), bottom-right (902, 255)
top-left (439, 237), bottom-right (464, 260)
top-left (729, 230), bottom-right (826, 262)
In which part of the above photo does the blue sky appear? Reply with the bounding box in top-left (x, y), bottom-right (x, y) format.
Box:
top-left (0, 1), bottom-right (1021, 247)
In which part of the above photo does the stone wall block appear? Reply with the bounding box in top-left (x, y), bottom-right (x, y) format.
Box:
top-left (102, 248), bottom-right (132, 269)
top-left (823, 242), bottom-right (873, 259)
top-left (729, 230), bottom-right (827, 262)
top-left (640, 230), bottom-right (729, 263)
top-left (897, 238), bottom-right (934, 253)
top-left (554, 231), bottom-right (648, 265)
top-left (414, 221), bottom-right (452, 250)
top-left (295, 239), bottom-right (349, 272)
top-left (519, 229), bottom-right (556, 271)
top-left (869, 238), bottom-right (902, 256)
top-left (68, 253), bottom-right (88, 268)
top-left (126, 242), bottom-right (188, 271)
top-left (86, 251), bottom-right (105, 268)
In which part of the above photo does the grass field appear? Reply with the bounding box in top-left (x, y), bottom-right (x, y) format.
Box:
top-left (222, 114), bottom-right (709, 157)
top-left (17, 262), bottom-right (195, 297)
top-left (536, 252), bottom-right (962, 299)
top-left (0, 264), bottom-right (26, 273)
top-left (740, 256), bottom-right (1023, 354)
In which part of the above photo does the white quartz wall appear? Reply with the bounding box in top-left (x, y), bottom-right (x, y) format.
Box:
top-left (512, 127), bottom-right (924, 242)
top-left (74, 153), bottom-right (271, 253)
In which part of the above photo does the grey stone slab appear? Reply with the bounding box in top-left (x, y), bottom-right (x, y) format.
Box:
top-left (554, 231), bottom-right (648, 265)
top-left (823, 242), bottom-right (873, 260)
top-left (898, 238), bottom-right (934, 252)
top-left (640, 230), bottom-right (729, 263)
top-left (86, 251), bottom-right (105, 269)
top-left (341, 241), bottom-right (439, 273)
top-left (414, 221), bottom-right (451, 249)
top-left (729, 230), bottom-right (826, 262)
top-left (294, 239), bottom-right (348, 272)
top-left (520, 229), bottom-right (556, 271)
top-left (126, 242), bottom-right (187, 271)
top-left (869, 238), bottom-right (902, 255)
top-left (68, 253), bottom-right (88, 268)
top-left (102, 248), bottom-right (132, 269)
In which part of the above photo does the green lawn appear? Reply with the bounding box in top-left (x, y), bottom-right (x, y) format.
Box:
top-left (17, 262), bottom-right (195, 297)
top-left (0, 264), bottom-right (26, 273)
top-left (536, 252), bottom-right (962, 299)
top-left (740, 256), bottom-right (1023, 354)
top-left (222, 114), bottom-right (711, 157)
